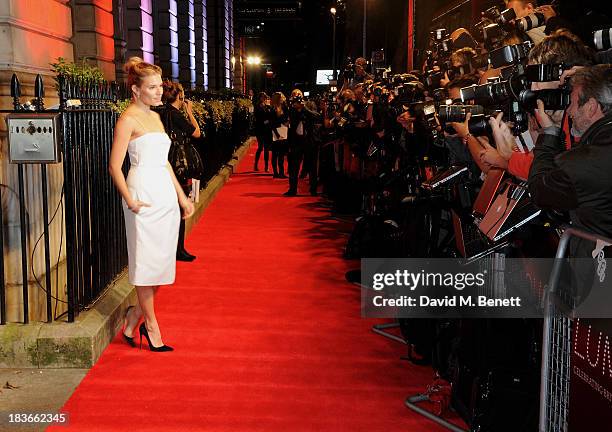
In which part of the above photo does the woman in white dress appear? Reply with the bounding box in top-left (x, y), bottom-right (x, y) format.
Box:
top-left (109, 58), bottom-right (195, 352)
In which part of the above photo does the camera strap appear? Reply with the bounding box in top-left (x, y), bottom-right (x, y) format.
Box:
top-left (514, 130), bottom-right (534, 153)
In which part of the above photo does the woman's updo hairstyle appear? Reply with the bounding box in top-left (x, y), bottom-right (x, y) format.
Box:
top-left (162, 80), bottom-right (184, 104)
top-left (123, 57), bottom-right (162, 90)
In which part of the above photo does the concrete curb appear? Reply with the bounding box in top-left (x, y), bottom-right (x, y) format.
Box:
top-left (0, 138), bottom-right (254, 368)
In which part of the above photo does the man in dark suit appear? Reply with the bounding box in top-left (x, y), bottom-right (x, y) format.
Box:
top-left (284, 90), bottom-right (321, 196)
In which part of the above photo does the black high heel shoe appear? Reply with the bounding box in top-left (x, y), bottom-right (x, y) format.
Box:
top-left (176, 249), bottom-right (196, 262)
top-left (139, 323), bottom-right (174, 352)
top-left (122, 306), bottom-right (136, 348)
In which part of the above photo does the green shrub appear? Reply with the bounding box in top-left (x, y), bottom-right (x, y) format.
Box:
top-left (50, 57), bottom-right (105, 83)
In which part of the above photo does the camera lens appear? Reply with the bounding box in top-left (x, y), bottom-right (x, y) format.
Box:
top-left (468, 115), bottom-right (492, 136)
top-left (438, 105), bottom-right (485, 123)
top-left (594, 28), bottom-right (612, 51)
top-left (525, 64), bottom-right (564, 82)
top-left (519, 89), bottom-right (571, 111)
top-left (460, 85), bottom-right (478, 102)
top-left (498, 8), bottom-right (517, 26)
top-left (516, 12), bottom-right (545, 32)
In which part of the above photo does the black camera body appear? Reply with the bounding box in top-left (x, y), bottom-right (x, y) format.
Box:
top-left (290, 95), bottom-right (304, 105)
top-left (489, 42), bottom-right (532, 69)
top-left (476, 7), bottom-right (517, 50)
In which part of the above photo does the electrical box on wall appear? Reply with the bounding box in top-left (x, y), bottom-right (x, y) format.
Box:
top-left (5, 113), bottom-right (62, 164)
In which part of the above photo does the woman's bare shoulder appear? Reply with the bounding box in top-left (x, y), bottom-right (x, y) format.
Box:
top-left (119, 106), bottom-right (137, 122)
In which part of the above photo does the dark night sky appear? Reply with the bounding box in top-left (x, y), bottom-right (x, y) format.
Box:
top-left (238, 0), bottom-right (412, 93)
top-left (239, 0), bottom-right (341, 92)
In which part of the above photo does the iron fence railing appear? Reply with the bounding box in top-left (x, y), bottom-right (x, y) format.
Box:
top-left (57, 75), bottom-right (129, 322)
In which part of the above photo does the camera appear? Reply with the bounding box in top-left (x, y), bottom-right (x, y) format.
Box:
top-left (482, 6), bottom-right (517, 28)
top-left (393, 80), bottom-right (424, 105)
top-left (524, 63), bottom-right (566, 82)
top-left (489, 42), bottom-right (532, 69)
top-left (437, 105), bottom-right (491, 136)
top-left (343, 61), bottom-right (356, 81)
top-left (290, 95), bottom-right (304, 105)
top-left (518, 88), bottom-right (571, 111)
top-left (437, 104), bottom-right (485, 123)
top-left (460, 75), bottom-right (525, 106)
top-left (407, 101), bottom-right (441, 139)
top-left (594, 28), bottom-right (612, 51)
top-left (515, 13), bottom-right (546, 32)
top-left (475, 7), bottom-right (517, 50)
top-left (429, 29), bottom-right (454, 57)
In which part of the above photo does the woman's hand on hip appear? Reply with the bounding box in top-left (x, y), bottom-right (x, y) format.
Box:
top-left (128, 200), bottom-right (151, 214)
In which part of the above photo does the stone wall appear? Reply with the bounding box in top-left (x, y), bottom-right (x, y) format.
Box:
top-left (0, 0), bottom-right (73, 323)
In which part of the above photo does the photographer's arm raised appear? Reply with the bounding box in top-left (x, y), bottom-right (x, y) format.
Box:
top-left (528, 101), bottom-right (578, 210)
top-left (450, 113), bottom-right (492, 173)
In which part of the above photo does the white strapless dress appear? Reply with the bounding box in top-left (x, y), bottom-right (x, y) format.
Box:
top-left (122, 132), bottom-right (180, 286)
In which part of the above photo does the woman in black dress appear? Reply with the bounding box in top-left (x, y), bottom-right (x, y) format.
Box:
top-left (253, 92), bottom-right (272, 172)
top-left (270, 92), bottom-right (289, 178)
top-left (160, 81), bottom-right (201, 262)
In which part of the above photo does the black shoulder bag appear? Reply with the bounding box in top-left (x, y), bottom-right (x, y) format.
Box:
top-left (166, 109), bottom-right (204, 185)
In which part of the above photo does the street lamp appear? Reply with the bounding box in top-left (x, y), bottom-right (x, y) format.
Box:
top-left (245, 55), bottom-right (262, 94)
top-left (330, 7), bottom-right (337, 80)
top-left (246, 56), bottom-right (262, 65)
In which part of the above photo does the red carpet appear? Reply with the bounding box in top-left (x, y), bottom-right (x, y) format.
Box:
top-left (49, 143), bottom-right (455, 431)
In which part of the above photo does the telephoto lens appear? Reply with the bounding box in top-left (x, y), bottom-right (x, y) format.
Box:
top-left (468, 114), bottom-right (492, 136)
top-left (460, 81), bottom-right (511, 105)
top-left (516, 12), bottom-right (545, 32)
top-left (525, 64), bottom-right (565, 82)
top-left (518, 89), bottom-right (571, 111)
top-left (594, 28), bottom-right (612, 51)
top-left (438, 104), bottom-right (485, 123)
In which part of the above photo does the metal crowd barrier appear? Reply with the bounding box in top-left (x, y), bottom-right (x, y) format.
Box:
top-left (400, 227), bottom-right (612, 431)
top-left (538, 227), bottom-right (612, 432)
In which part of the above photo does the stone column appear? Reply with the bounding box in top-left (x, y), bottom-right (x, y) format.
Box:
top-left (155, 0), bottom-right (179, 81)
top-left (71, 0), bottom-right (116, 81)
top-left (126, 0), bottom-right (155, 64)
top-left (113, 0), bottom-right (128, 82)
top-left (177, 0), bottom-right (196, 89)
top-left (205, 0), bottom-right (234, 90)
top-left (194, 0), bottom-right (208, 89)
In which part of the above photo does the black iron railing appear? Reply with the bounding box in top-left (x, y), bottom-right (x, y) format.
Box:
top-left (58, 75), bottom-right (129, 321)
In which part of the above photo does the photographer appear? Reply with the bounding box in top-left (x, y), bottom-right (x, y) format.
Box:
top-left (528, 64), bottom-right (612, 247)
top-left (284, 89), bottom-right (321, 197)
top-left (440, 47), bottom-right (479, 87)
top-left (506, 0), bottom-right (576, 42)
top-left (504, 0), bottom-right (547, 44)
top-left (340, 57), bottom-right (373, 91)
top-left (354, 57), bottom-right (373, 84)
top-left (442, 76), bottom-right (485, 176)
top-left (485, 31), bottom-right (596, 179)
